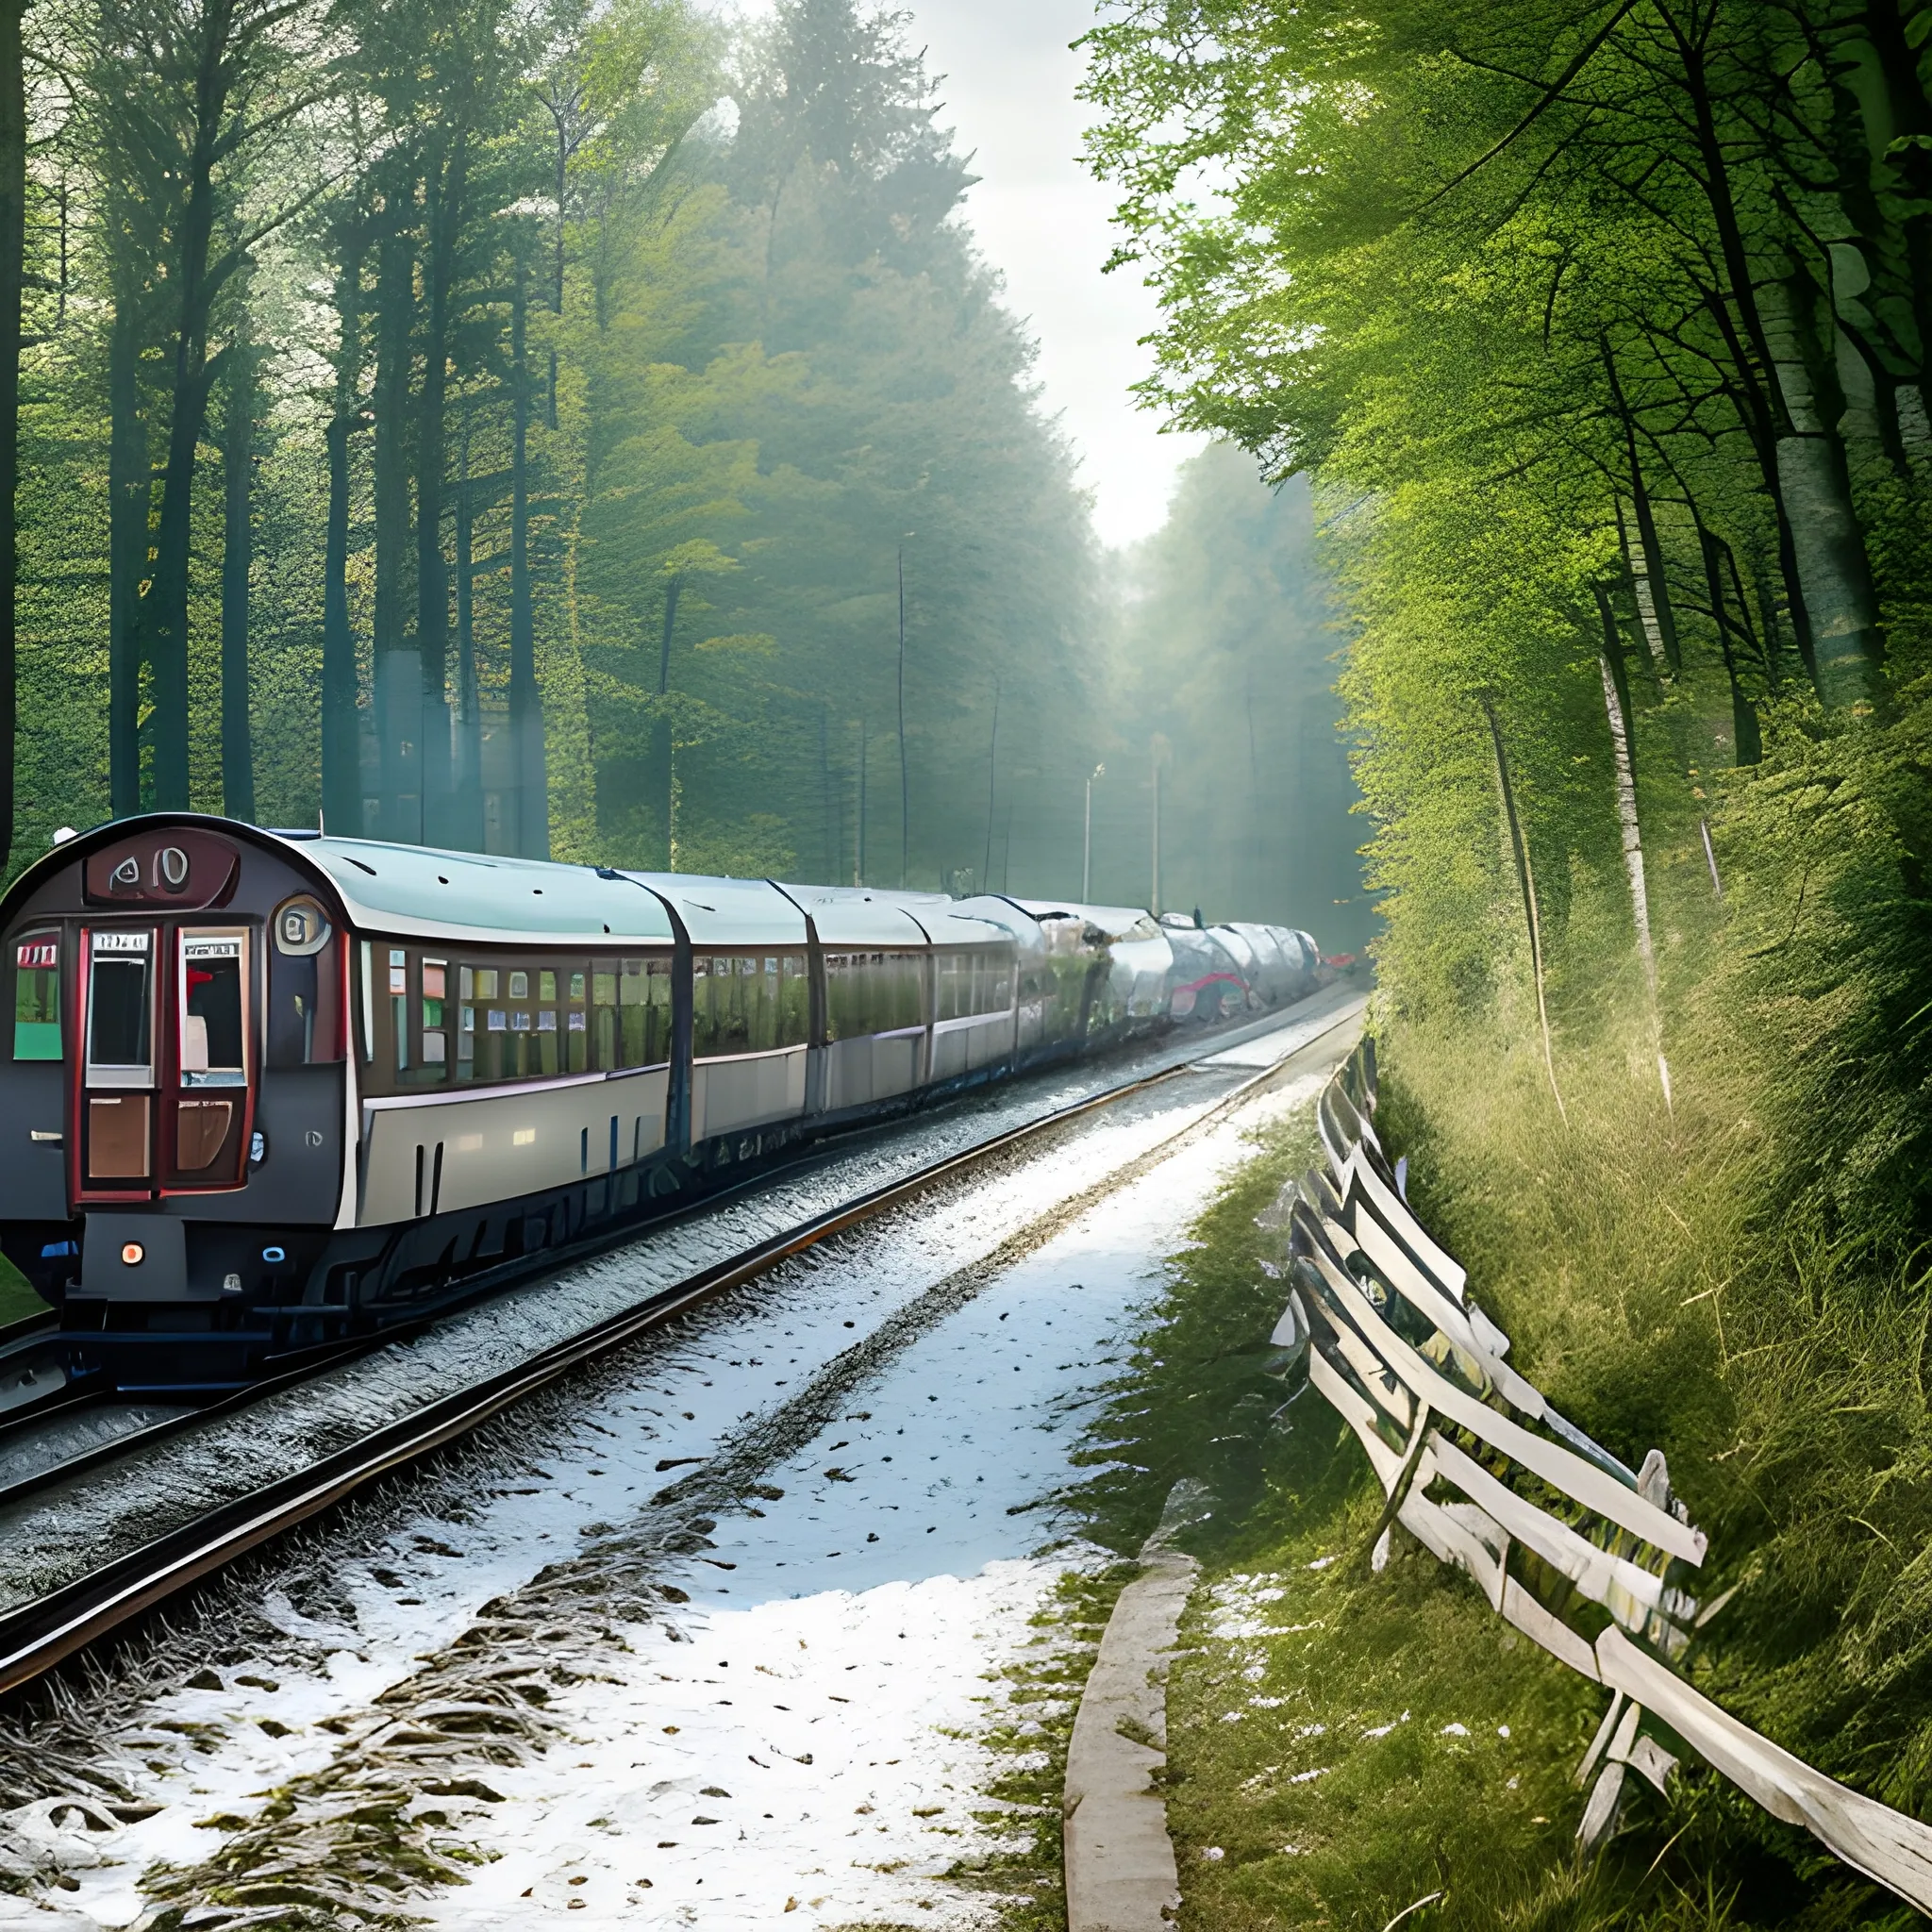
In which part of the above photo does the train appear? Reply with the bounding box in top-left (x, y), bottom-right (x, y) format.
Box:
top-left (0, 814), bottom-right (1325, 1394)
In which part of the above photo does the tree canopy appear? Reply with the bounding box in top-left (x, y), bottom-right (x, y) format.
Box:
top-left (1084, 0), bottom-right (1932, 1233)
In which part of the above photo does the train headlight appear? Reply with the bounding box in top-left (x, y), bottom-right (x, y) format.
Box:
top-left (120, 1241), bottom-right (144, 1266)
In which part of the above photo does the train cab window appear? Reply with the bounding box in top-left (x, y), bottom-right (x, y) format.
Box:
top-left (11, 931), bottom-right (59, 1060)
top-left (824, 951), bottom-right (926, 1041)
top-left (87, 931), bottom-right (153, 1080)
top-left (692, 952), bottom-right (807, 1059)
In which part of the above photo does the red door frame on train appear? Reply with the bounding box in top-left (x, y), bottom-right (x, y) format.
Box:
top-left (66, 828), bottom-right (258, 1205)
top-left (70, 920), bottom-right (260, 1201)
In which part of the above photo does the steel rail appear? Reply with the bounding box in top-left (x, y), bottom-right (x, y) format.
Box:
top-left (0, 996), bottom-right (1363, 1701)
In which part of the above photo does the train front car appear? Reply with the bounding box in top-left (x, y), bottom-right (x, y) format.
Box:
top-left (0, 815), bottom-right (684, 1393)
top-left (0, 816), bottom-right (358, 1391)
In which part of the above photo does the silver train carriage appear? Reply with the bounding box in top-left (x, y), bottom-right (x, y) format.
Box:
top-left (0, 815), bottom-right (1323, 1392)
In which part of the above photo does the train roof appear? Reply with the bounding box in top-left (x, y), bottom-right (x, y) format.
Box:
top-left (777, 882), bottom-right (931, 947)
top-left (619, 873), bottom-right (808, 948)
top-left (5, 818), bottom-right (1274, 962)
top-left (300, 838), bottom-right (678, 945)
top-left (1008, 898), bottom-right (1160, 942)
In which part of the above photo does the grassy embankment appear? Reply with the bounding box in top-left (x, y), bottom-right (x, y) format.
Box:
top-left (0, 1253), bottom-right (46, 1323)
top-left (1050, 1014), bottom-right (1932, 1932)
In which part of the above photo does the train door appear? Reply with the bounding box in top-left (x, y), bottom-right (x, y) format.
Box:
top-left (79, 923), bottom-right (253, 1194)
top-left (80, 926), bottom-right (157, 1191)
top-left (166, 928), bottom-right (251, 1187)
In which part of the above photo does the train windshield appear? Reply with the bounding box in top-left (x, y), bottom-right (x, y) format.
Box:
top-left (180, 935), bottom-right (245, 1085)
top-left (87, 934), bottom-right (152, 1074)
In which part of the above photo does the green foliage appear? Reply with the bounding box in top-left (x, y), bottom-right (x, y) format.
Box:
top-left (1077, 6), bottom-right (1932, 1916)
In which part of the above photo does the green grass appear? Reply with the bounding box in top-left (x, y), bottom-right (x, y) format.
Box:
top-left (0, 1249), bottom-right (49, 1323)
top-left (1061, 1030), bottom-right (1932, 1931)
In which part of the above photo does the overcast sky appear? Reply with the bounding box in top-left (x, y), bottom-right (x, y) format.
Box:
top-left (901, 0), bottom-right (1208, 548)
top-left (723, 0), bottom-right (1209, 548)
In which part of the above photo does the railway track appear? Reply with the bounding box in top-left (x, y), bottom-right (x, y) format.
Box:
top-left (0, 988), bottom-right (1365, 1704)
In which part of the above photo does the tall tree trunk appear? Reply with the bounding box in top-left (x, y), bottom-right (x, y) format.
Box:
top-left (1760, 273), bottom-right (1886, 707)
top-left (451, 408), bottom-right (483, 850)
top-left (1593, 582), bottom-right (1638, 773)
top-left (1599, 651), bottom-right (1669, 1107)
top-left (322, 233), bottom-right (363, 837)
top-left (1851, 0), bottom-right (1932, 400)
top-left (0, 0), bottom-right (23, 862)
top-left (1699, 527), bottom-right (1762, 766)
top-left (373, 219), bottom-right (418, 842)
top-left (1616, 500), bottom-right (1672, 678)
top-left (1665, 14), bottom-right (1881, 706)
top-left (108, 291), bottom-right (146, 819)
top-left (1602, 343), bottom-right (1680, 674)
top-left (508, 257), bottom-right (546, 859)
top-left (218, 315), bottom-right (255, 822)
top-left (1481, 696), bottom-right (1563, 1120)
top-left (548, 113), bottom-right (564, 431)
top-left (416, 139), bottom-right (463, 848)
top-left (141, 27), bottom-right (230, 816)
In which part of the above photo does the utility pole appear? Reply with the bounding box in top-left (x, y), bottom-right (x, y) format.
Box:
top-left (896, 546), bottom-right (909, 889)
top-left (1152, 761), bottom-right (1161, 914)
top-left (1150, 734), bottom-right (1171, 916)
top-left (982, 678), bottom-right (1001, 894)
top-left (1082, 762), bottom-right (1104, 901)
top-left (856, 713), bottom-right (868, 887)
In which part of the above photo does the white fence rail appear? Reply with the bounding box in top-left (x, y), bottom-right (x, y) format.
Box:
top-left (1268, 1039), bottom-right (1932, 1912)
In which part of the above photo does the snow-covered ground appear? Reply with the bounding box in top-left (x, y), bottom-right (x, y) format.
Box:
top-left (0, 1024), bottom-right (1353, 1929)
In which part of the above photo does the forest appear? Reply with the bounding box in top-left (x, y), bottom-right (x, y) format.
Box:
top-left (1082, 1), bottom-right (1932, 1925)
top-left (0, 0), bottom-right (1357, 933)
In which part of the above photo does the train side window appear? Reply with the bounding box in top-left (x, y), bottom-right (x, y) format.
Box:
top-left (388, 947), bottom-right (408, 1074)
top-left (564, 966), bottom-right (588, 1074)
top-left (619, 958), bottom-right (671, 1068)
top-left (422, 958), bottom-right (448, 1067)
top-left (824, 952), bottom-right (863, 1041)
top-left (824, 950), bottom-right (924, 1040)
top-left (535, 965), bottom-right (563, 1077)
top-left (591, 963), bottom-right (618, 1071)
top-left (11, 931), bottom-right (59, 1060)
top-left (691, 956), bottom-right (719, 1057)
top-left (778, 953), bottom-right (808, 1046)
top-left (690, 952), bottom-right (803, 1058)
